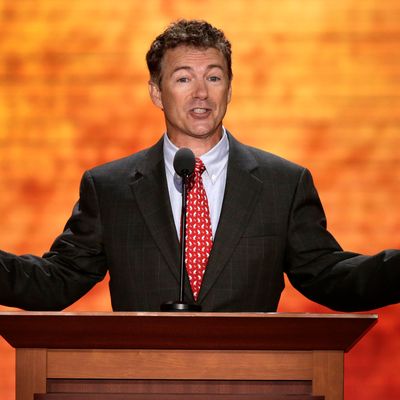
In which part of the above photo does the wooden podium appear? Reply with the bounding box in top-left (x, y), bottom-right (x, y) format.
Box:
top-left (0, 312), bottom-right (377, 400)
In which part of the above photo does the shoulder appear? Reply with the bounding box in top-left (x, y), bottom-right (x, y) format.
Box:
top-left (88, 148), bottom-right (148, 178)
top-left (84, 136), bottom-right (164, 183)
top-left (228, 132), bottom-right (307, 178)
top-left (248, 144), bottom-right (304, 171)
top-left (75, 151), bottom-right (148, 194)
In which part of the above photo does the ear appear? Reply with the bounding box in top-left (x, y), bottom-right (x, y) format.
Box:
top-left (148, 81), bottom-right (163, 110)
top-left (227, 84), bottom-right (232, 104)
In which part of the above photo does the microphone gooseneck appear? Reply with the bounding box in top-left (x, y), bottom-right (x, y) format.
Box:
top-left (160, 147), bottom-right (201, 312)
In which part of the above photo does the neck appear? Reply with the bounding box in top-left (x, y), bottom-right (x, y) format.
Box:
top-left (167, 129), bottom-right (223, 157)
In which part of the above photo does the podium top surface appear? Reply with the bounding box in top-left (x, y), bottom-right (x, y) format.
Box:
top-left (0, 312), bottom-right (377, 352)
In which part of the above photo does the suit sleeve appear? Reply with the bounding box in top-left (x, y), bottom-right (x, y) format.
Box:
top-left (285, 168), bottom-right (400, 311)
top-left (0, 171), bottom-right (107, 310)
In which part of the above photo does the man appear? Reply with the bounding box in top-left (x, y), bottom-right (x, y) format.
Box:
top-left (0, 19), bottom-right (399, 311)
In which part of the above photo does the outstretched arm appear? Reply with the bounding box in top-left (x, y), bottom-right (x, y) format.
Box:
top-left (286, 168), bottom-right (400, 311)
top-left (0, 171), bottom-right (107, 310)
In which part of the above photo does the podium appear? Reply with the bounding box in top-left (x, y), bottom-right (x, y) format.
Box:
top-left (0, 312), bottom-right (377, 400)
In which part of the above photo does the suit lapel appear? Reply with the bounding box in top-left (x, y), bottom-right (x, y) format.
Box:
top-left (128, 138), bottom-right (181, 284)
top-left (128, 133), bottom-right (263, 304)
top-left (197, 134), bottom-right (263, 303)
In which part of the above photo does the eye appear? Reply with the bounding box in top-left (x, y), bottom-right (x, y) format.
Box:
top-left (208, 76), bottom-right (221, 82)
top-left (177, 77), bottom-right (190, 83)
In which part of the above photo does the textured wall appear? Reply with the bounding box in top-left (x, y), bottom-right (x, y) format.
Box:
top-left (1, 1), bottom-right (400, 399)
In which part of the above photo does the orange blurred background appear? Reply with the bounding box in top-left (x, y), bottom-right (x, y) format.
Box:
top-left (0, 1), bottom-right (399, 399)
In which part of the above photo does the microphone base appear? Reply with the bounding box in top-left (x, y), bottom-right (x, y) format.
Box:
top-left (160, 301), bottom-right (202, 312)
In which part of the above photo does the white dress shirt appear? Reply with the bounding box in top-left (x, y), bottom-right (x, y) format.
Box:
top-left (163, 129), bottom-right (229, 239)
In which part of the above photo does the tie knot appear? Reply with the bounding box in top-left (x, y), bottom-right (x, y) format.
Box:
top-left (195, 158), bottom-right (206, 175)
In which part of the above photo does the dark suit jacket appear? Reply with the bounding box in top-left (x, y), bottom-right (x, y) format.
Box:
top-left (1, 133), bottom-right (399, 311)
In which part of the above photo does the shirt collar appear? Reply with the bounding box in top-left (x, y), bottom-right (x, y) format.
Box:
top-left (163, 128), bottom-right (229, 184)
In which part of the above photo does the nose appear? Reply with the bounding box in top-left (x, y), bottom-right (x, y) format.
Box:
top-left (193, 79), bottom-right (208, 100)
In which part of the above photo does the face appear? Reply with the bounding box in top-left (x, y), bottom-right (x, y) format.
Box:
top-left (149, 46), bottom-right (232, 146)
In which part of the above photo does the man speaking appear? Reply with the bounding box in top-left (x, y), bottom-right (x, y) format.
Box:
top-left (0, 19), bottom-right (399, 312)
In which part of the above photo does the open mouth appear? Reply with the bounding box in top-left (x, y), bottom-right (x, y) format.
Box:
top-left (192, 108), bottom-right (209, 114)
top-left (190, 108), bottom-right (211, 118)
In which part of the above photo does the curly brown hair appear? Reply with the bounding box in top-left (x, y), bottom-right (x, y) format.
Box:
top-left (146, 19), bottom-right (232, 86)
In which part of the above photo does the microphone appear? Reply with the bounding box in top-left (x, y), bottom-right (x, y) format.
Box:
top-left (160, 148), bottom-right (201, 312)
top-left (173, 147), bottom-right (195, 177)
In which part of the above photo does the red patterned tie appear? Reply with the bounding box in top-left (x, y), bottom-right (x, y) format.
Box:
top-left (185, 158), bottom-right (213, 300)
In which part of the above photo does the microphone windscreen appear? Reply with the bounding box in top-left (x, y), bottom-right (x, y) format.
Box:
top-left (173, 147), bottom-right (195, 177)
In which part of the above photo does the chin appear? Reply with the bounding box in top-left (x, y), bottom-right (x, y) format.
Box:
top-left (189, 130), bottom-right (218, 139)
top-left (188, 124), bottom-right (221, 138)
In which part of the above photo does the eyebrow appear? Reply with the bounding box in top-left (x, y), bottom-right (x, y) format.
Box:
top-left (171, 64), bottom-right (225, 75)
